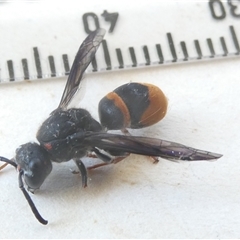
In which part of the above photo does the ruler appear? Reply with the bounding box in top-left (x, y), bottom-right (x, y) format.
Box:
top-left (0, 0), bottom-right (239, 82)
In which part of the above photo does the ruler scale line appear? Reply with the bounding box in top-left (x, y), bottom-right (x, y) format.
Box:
top-left (33, 47), bottom-right (42, 78)
top-left (143, 45), bottom-right (151, 65)
top-left (207, 38), bottom-right (215, 58)
top-left (129, 47), bottom-right (137, 67)
top-left (7, 60), bottom-right (15, 82)
top-left (102, 40), bottom-right (112, 70)
top-left (91, 56), bottom-right (98, 72)
top-left (48, 56), bottom-right (56, 77)
top-left (180, 41), bottom-right (189, 61)
top-left (21, 59), bottom-right (29, 80)
top-left (167, 33), bottom-right (177, 62)
top-left (62, 54), bottom-right (70, 75)
top-left (194, 40), bottom-right (202, 59)
top-left (1, 25), bottom-right (240, 83)
top-left (229, 25), bottom-right (240, 55)
top-left (156, 44), bottom-right (164, 64)
top-left (116, 48), bottom-right (124, 69)
top-left (220, 37), bottom-right (228, 56)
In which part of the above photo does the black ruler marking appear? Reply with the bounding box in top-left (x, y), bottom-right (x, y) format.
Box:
top-left (180, 41), bottom-right (189, 61)
top-left (230, 25), bottom-right (240, 55)
top-left (7, 60), bottom-right (15, 81)
top-left (156, 44), bottom-right (164, 64)
top-left (1, 25), bottom-right (240, 82)
top-left (143, 45), bottom-right (151, 65)
top-left (48, 56), bottom-right (56, 77)
top-left (207, 38), bottom-right (215, 58)
top-left (21, 59), bottom-right (29, 80)
top-left (220, 37), bottom-right (228, 56)
top-left (194, 40), bottom-right (202, 59)
top-left (129, 47), bottom-right (137, 67)
top-left (62, 54), bottom-right (70, 75)
top-left (116, 48), bottom-right (124, 69)
top-left (167, 33), bottom-right (177, 62)
top-left (91, 56), bottom-right (98, 72)
top-left (102, 39), bottom-right (111, 70)
top-left (33, 47), bottom-right (42, 78)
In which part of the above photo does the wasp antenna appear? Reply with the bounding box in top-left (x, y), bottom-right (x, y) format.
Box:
top-left (18, 170), bottom-right (48, 225)
top-left (0, 157), bottom-right (17, 169)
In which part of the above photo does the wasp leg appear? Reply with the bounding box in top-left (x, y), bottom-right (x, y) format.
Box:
top-left (88, 154), bottom-right (130, 170)
top-left (0, 162), bottom-right (8, 171)
top-left (71, 153), bottom-right (98, 174)
top-left (92, 147), bottom-right (112, 162)
top-left (87, 162), bottom-right (110, 170)
top-left (73, 159), bottom-right (88, 188)
top-left (86, 148), bottom-right (129, 170)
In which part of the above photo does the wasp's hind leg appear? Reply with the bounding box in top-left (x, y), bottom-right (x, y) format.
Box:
top-left (87, 156), bottom-right (130, 170)
top-left (87, 147), bottom-right (130, 170)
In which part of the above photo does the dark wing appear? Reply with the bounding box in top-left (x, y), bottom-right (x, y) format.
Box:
top-left (58, 28), bottom-right (106, 110)
top-left (82, 132), bottom-right (222, 161)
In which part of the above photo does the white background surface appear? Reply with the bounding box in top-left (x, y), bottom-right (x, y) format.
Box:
top-left (0, 0), bottom-right (240, 238)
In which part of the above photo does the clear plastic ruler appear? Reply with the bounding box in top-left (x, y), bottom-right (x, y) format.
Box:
top-left (0, 0), bottom-right (239, 83)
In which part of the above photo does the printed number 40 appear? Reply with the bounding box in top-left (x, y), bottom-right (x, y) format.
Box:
top-left (82, 11), bottom-right (119, 34)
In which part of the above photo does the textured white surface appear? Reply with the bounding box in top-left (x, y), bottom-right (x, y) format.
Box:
top-left (1, 59), bottom-right (239, 238)
top-left (0, 1), bottom-right (240, 238)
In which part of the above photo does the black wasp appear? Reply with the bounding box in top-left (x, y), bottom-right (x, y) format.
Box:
top-left (0, 28), bottom-right (222, 225)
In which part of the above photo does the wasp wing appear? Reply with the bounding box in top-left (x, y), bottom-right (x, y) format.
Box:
top-left (82, 132), bottom-right (222, 161)
top-left (58, 28), bottom-right (106, 110)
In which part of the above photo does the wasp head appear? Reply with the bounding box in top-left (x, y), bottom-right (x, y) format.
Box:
top-left (15, 142), bottom-right (52, 192)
